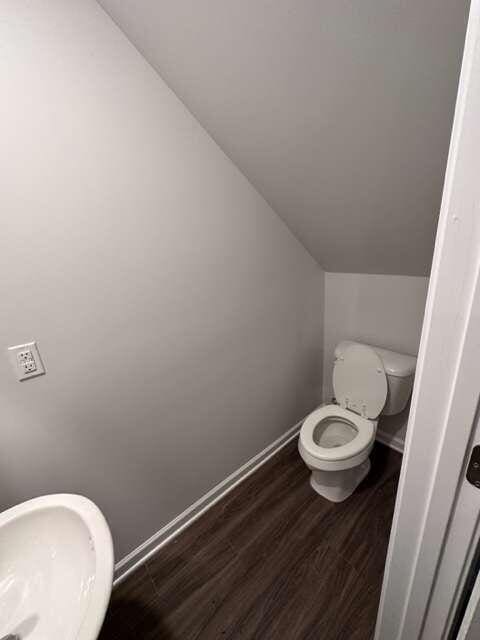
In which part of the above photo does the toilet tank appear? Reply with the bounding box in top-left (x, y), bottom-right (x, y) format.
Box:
top-left (334, 340), bottom-right (417, 416)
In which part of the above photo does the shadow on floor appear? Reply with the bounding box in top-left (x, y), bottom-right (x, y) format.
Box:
top-left (100, 597), bottom-right (172, 640)
top-left (360, 442), bottom-right (399, 489)
top-left (99, 441), bottom-right (402, 640)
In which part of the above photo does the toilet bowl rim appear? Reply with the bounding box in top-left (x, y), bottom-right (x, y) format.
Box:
top-left (299, 404), bottom-right (376, 462)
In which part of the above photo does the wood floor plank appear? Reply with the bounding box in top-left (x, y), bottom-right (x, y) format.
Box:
top-left (99, 439), bottom-right (402, 640)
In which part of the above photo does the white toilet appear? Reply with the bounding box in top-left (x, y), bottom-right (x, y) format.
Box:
top-left (298, 340), bottom-right (416, 502)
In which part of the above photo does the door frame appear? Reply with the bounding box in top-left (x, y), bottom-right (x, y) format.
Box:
top-left (375, 1), bottom-right (480, 638)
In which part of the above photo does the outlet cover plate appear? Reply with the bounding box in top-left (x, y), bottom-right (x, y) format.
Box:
top-left (8, 341), bottom-right (46, 381)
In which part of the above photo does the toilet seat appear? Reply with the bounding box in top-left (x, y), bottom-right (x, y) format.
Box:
top-left (333, 344), bottom-right (387, 419)
top-left (300, 404), bottom-right (375, 463)
top-left (298, 343), bottom-right (389, 498)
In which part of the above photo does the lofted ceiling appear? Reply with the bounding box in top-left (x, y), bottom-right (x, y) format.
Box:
top-left (98, 0), bottom-right (469, 276)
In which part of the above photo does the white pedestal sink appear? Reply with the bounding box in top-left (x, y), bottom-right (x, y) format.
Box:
top-left (0, 494), bottom-right (114, 639)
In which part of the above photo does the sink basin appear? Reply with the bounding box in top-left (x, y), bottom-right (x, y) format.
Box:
top-left (0, 494), bottom-right (114, 639)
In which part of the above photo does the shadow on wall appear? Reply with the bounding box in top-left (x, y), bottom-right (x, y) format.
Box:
top-left (378, 402), bottom-right (412, 451)
top-left (322, 272), bottom-right (430, 449)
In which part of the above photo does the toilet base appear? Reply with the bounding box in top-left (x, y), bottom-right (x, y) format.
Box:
top-left (309, 459), bottom-right (371, 502)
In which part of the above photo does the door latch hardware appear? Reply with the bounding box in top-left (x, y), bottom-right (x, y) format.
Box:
top-left (466, 446), bottom-right (480, 488)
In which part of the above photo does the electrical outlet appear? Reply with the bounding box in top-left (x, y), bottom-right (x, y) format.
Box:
top-left (17, 349), bottom-right (34, 364)
top-left (8, 341), bottom-right (45, 381)
top-left (23, 360), bottom-right (37, 374)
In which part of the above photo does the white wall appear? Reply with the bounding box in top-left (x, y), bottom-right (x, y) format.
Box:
top-left (0, 0), bottom-right (324, 559)
top-left (99, 0), bottom-right (469, 276)
top-left (323, 273), bottom-right (429, 447)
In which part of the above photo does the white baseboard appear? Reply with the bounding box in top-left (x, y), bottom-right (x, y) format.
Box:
top-left (376, 428), bottom-right (405, 453)
top-left (113, 419), bottom-right (303, 586)
top-left (114, 416), bottom-right (403, 586)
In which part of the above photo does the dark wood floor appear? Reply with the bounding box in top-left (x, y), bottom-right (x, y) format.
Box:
top-left (99, 440), bottom-right (402, 640)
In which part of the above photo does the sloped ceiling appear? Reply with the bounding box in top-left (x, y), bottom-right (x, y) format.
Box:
top-left (98, 0), bottom-right (469, 276)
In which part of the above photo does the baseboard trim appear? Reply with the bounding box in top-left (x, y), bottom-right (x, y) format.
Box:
top-left (114, 417), bottom-right (403, 585)
top-left (113, 419), bottom-right (303, 586)
top-left (376, 429), bottom-right (405, 454)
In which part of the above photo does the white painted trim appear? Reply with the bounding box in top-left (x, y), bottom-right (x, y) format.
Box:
top-left (113, 419), bottom-right (303, 586)
top-left (375, 429), bottom-right (404, 454)
top-left (113, 409), bottom-right (403, 586)
top-left (375, 1), bottom-right (480, 637)
top-left (458, 561), bottom-right (480, 639)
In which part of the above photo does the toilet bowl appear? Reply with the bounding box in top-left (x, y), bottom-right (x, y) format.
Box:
top-left (298, 404), bottom-right (376, 501)
top-left (298, 341), bottom-right (416, 502)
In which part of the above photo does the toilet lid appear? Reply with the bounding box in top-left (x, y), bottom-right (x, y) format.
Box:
top-left (333, 344), bottom-right (387, 419)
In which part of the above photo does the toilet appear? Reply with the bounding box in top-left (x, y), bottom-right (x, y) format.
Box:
top-left (298, 340), bottom-right (416, 502)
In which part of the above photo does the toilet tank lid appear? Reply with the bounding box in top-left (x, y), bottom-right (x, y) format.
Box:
top-left (334, 340), bottom-right (416, 378)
